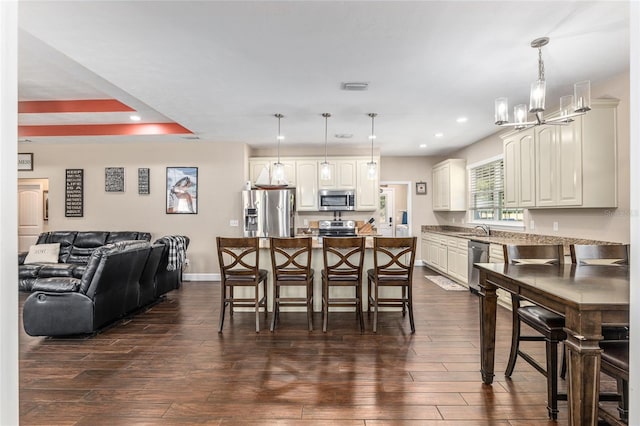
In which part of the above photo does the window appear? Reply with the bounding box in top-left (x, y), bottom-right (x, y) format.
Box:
top-left (469, 158), bottom-right (523, 223)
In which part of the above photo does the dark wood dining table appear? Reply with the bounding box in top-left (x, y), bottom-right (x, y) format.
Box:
top-left (475, 262), bottom-right (630, 426)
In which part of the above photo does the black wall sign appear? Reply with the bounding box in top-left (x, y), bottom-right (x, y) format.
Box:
top-left (65, 169), bottom-right (84, 217)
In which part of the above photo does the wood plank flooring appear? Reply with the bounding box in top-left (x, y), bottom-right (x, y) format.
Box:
top-left (18, 269), bottom-right (619, 425)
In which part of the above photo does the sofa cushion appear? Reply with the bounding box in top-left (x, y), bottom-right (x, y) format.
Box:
top-left (106, 231), bottom-right (140, 243)
top-left (20, 264), bottom-right (43, 278)
top-left (38, 264), bottom-right (77, 278)
top-left (44, 231), bottom-right (77, 262)
top-left (67, 232), bottom-right (109, 264)
top-left (24, 243), bottom-right (60, 264)
top-left (32, 277), bottom-right (81, 293)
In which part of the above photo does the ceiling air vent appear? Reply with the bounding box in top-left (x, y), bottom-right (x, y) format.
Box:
top-left (341, 82), bottom-right (368, 91)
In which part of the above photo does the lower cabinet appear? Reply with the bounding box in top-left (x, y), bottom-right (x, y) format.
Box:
top-left (422, 232), bottom-right (468, 286)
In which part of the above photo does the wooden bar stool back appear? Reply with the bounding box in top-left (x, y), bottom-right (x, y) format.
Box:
top-left (367, 237), bottom-right (417, 333)
top-left (503, 244), bottom-right (566, 420)
top-left (216, 237), bottom-right (268, 333)
top-left (321, 237), bottom-right (365, 333)
top-left (570, 244), bottom-right (630, 265)
top-left (269, 237), bottom-right (314, 332)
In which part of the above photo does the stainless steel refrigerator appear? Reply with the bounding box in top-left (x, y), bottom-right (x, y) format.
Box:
top-left (242, 189), bottom-right (295, 238)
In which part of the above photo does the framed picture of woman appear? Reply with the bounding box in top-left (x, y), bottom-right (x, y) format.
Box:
top-left (166, 167), bottom-right (198, 214)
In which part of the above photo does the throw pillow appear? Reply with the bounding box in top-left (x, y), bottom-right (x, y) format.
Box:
top-left (24, 243), bottom-right (60, 264)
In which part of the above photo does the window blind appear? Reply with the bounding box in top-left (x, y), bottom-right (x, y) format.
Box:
top-left (469, 159), bottom-right (504, 210)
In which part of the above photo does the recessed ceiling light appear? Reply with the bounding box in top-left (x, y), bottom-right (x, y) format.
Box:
top-left (341, 82), bottom-right (369, 91)
top-left (129, 115), bottom-right (141, 121)
top-left (181, 135), bottom-right (200, 140)
top-left (434, 132), bottom-right (444, 137)
top-left (456, 117), bottom-right (468, 123)
top-left (419, 144), bottom-right (427, 148)
top-left (334, 133), bottom-right (353, 139)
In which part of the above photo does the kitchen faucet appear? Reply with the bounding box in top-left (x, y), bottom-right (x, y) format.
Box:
top-left (474, 224), bottom-right (490, 236)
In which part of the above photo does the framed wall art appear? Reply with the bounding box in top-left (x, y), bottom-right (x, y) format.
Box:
top-left (138, 168), bottom-right (150, 195)
top-left (18, 153), bottom-right (33, 171)
top-left (43, 190), bottom-right (49, 220)
top-left (105, 167), bottom-right (125, 192)
top-left (416, 181), bottom-right (427, 195)
top-left (65, 169), bottom-right (84, 217)
top-left (166, 167), bottom-right (198, 214)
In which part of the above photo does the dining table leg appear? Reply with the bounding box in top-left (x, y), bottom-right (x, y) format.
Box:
top-left (563, 310), bottom-right (603, 426)
top-left (479, 270), bottom-right (497, 385)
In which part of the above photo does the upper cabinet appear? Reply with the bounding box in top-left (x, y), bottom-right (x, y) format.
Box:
top-left (502, 98), bottom-right (618, 209)
top-left (248, 156), bottom-right (379, 211)
top-left (432, 159), bottom-right (466, 211)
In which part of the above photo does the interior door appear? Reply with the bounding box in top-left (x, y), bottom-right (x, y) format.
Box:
top-left (18, 183), bottom-right (44, 252)
top-left (378, 187), bottom-right (395, 237)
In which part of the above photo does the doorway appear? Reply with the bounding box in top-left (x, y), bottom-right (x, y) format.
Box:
top-left (379, 181), bottom-right (411, 237)
top-left (18, 179), bottom-right (49, 252)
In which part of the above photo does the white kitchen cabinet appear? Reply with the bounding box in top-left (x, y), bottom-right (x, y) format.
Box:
top-left (356, 159), bottom-right (379, 211)
top-left (421, 234), bottom-right (429, 264)
top-left (446, 236), bottom-right (468, 285)
top-left (248, 158), bottom-right (296, 186)
top-left (318, 159), bottom-right (357, 189)
top-left (432, 159), bottom-right (466, 211)
top-left (422, 231), bottom-right (467, 285)
top-left (295, 160), bottom-right (319, 211)
top-left (503, 129), bottom-right (535, 208)
top-left (502, 98), bottom-right (618, 209)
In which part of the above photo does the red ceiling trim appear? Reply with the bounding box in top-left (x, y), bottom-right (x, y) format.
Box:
top-left (18, 99), bottom-right (135, 114)
top-left (18, 123), bottom-right (193, 137)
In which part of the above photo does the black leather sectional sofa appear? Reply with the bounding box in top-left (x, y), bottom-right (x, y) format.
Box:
top-left (19, 231), bottom-right (189, 337)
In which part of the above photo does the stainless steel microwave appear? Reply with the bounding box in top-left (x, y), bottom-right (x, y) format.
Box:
top-left (318, 189), bottom-right (355, 211)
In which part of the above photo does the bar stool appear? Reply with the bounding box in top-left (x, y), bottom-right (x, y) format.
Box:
top-left (321, 237), bottom-right (365, 333)
top-left (216, 237), bottom-right (268, 333)
top-left (269, 237), bottom-right (314, 332)
top-left (503, 244), bottom-right (565, 420)
top-left (367, 236), bottom-right (417, 333)
top-left (598, 341), bottom-right (629, 425)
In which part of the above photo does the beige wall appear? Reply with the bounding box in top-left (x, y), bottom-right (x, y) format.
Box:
top-left (17, 141), bottom-right (247, 275)
top-left (446, 71), bottom-right (631, 243)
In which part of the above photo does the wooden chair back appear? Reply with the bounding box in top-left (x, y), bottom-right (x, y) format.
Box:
top-left (216, 237), bottom-right (260, 280)
top-left (503, 244), bottom-right (564, 265)
top-left (270, 237), bottom-right (313, 280)
top-left (372, 237), bottom-right (417, 281)
top-left (322, 237), bottom-right (365, 280)
top-left (570, 244), bottom-right (630, 265)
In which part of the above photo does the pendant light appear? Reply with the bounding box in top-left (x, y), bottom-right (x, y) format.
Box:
top-left (494, 37), bottom-right (591, 130)
top-left (367, 113), bottom-right (377, 180)
top-left (320, 113), bottom-right (331, 181)
top-left (272, 113), bottom-right (285, 183)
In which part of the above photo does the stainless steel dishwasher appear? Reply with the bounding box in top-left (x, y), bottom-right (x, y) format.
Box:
top-left (468, 240), bottom-right (489, 294)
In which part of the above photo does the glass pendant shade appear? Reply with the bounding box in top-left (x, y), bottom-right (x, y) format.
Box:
top-left (272, 162), bottom-right (285, 182)
top-left (529, 79), bottom-right (546, 113)
top-left (574, 80), bottom-right (591, 112)
top-left (367, 161), bottom-right (377, 180)
top-left (560, 95), bottom-right (574, 118)
top-left (514, 104), bottom-right (527, 129)
top-left (494, 97), bottom-right (509, 125)
top-left (320, 161), bottom-right (331, 181)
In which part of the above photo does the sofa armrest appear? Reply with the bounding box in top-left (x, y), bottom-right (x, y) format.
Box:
top-left (23, 291), bottom-right (94, 336)
top-left (31, 278), bottom-right (81, 293)
top-left (18, 252), bottom-right (28, 265)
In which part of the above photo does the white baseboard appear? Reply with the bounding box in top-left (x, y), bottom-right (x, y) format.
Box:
top-left (183, 273), bottom-right (219, 282)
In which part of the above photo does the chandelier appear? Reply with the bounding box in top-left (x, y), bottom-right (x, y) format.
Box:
top-left (494, 37), bottom-right (591, 130)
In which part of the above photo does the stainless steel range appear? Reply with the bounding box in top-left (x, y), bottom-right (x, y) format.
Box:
top-left (318, 220), bottom-right (357, 237)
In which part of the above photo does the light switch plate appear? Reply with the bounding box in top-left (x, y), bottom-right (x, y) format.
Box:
top-left (230, 219), bottom-right (239, 227)
top-left (529, 220), bottom-right (535, 230)
top-left (553, 221), bottom-right (559, 231)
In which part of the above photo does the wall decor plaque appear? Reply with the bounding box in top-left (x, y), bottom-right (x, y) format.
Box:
top-left (65, 169), bottom-right (84, 217)
top-left (18, 153), bottom-right (33, 171)
top-left (138, 168), bottom-right (150, 195)
top-left (105, 167), bottom-right (125, 192)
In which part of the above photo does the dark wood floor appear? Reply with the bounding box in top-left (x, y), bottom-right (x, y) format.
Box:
top-left (18, 268), bottom-right (619, 425)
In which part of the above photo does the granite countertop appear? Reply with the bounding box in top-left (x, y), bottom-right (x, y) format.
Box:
top-left (420, 225), bottom-right (621, 250)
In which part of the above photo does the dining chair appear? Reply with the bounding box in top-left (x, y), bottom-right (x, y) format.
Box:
top-left (598, 340), bottom-right (629, 425)
top-left (503, 244), bottom-right (566, 420)
top-left (216, 237), bottom-right (268, 333)
top-left (366, 236), bottom-right (417, 333)
top-left (269, 237), bottom-right (314, 332)
top-left (321, 237), bottom-right (365, 333)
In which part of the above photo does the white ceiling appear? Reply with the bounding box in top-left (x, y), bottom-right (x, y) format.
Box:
top-left (17, 1), bottom-right (630, 156)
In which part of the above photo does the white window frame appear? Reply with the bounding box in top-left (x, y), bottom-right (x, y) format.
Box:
top-left (467, 155), bottom-right (524, 230)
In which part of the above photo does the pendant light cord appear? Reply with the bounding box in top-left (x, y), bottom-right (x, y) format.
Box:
top-left (322, 113), bottom-right (330, 162)
top-left (275, 113), bottom-right (283, 163)
top-left (368, 113), bottom-right (377, 162)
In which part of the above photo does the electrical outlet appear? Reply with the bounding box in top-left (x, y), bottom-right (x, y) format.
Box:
top-left (452, 218), bottom-right (456, 223)
top-left (230, 219), bottom-right (239, 227)
top-left (529, 220), bottom-right (535, 230)
top-left (553, 221), bottom-right (559, 231)
top-left (303, 219), bottom-right (309, 226)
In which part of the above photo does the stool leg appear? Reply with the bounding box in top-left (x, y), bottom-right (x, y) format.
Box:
top-left (307, 279), bottom-right (313, 332)
top-left (254, 283), bottom-right (260, 333)
top-left (407, 285), bottom-right (415, 334)
top-left (372, 281), bottom-right (379, 333)
top-left (270, 282), bottom-right (278, 332)
top-left (357, 280), bottom-right (364, 334)
top-left (546, 338), bottom-right (559, 420)
top-left (218, 283), bottom-right (227, 333)
top-left (617, 377), bottom-right (629, 422)
top-left (505, 300), bottom-right (521, 377)
top-left (322, 278), bottom-right (329, 333)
